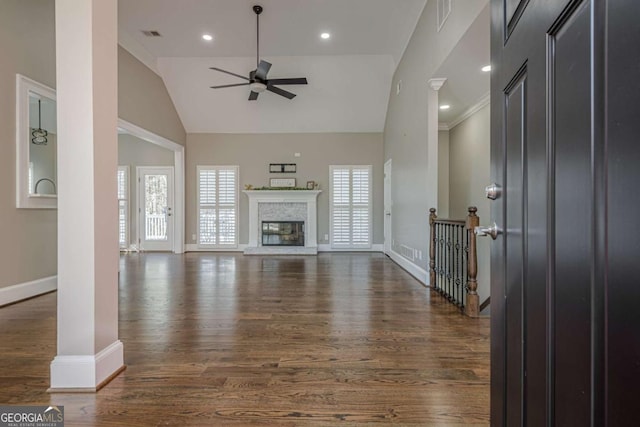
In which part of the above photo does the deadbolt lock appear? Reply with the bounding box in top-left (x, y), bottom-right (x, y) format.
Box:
top-left (485, 183), bottom-right (501, 200)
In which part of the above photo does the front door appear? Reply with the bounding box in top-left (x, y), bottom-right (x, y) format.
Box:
top-left (491, 0), bottom-right (639, 425)
top-left (137, 167), bottom-right (174, 251)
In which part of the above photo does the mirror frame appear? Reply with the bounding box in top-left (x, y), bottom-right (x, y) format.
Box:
top-left (16, 74), bottom-right (57, 209)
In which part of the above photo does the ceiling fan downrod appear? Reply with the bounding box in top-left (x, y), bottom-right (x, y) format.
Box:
top-left (253, 5), bottom-right (263, 69)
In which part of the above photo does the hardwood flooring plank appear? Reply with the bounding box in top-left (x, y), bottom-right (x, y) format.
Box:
top-left (0, 253), bottom-right (489, 425)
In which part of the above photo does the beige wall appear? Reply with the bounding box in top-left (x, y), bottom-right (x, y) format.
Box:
top-left (186, 133), bottom-right (384, 246)
top-left (438, 130), bottom-right (450, 218)
top-left (118, 47), bottom-right (186, 146)
top-left (383, 0), bottom-right (488, 272)
top-left (0, 0), bottom-right (185, 291)
top-left (118, 133), bottom-right (174, 246)
top-left (0, 0), bottom-right (58, 289)
top-left (448, 103), bottom-right (490, 301)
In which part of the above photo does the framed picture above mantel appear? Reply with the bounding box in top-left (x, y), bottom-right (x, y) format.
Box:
top-left (269, 178), bottom-right (296, 188)
top-left (269, 163), bottom-right (296, 173)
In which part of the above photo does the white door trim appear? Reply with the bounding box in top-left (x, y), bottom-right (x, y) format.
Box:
top-left (117, 119), bottom-right (185, 254)
top-left (384, 159), bottom-right (393, 255)
top-left (136, 166), bottom-right (174, 251)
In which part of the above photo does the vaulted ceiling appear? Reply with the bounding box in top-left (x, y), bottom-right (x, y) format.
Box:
top-left (118, 0), bottom-right (427, 134)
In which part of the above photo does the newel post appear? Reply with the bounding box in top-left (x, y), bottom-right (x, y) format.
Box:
top-left (429, 208), bottom-right (437, 287)
top-left (465, 207), bottom-right (480, 317)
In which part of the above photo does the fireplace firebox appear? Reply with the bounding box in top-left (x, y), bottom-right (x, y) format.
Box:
top-left (262, 221), bottom-right (305, 246)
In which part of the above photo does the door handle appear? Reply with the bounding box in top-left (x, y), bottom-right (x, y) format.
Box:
top-left (485, 183), bottom-right (501, 200)
top-left (385, 211), bottom-right (391, 216)
top-left (475, 223), bottom-right (501, 240)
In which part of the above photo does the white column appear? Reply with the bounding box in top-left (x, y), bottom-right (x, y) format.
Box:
top-left (427, 78), bottom-right (447, 214)
top-left (50, 0), bottom-right (123, 390)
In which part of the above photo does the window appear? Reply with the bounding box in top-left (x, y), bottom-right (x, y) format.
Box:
top-left (330, 165), bottom-right (372, 249)
top-left (197, 166), bottom-right (239, 247)
top-left (117, 166), bottom-right (129, 249)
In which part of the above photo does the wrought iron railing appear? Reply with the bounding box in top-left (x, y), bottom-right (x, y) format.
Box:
top-left (429, 207), bottom-right (480, 317)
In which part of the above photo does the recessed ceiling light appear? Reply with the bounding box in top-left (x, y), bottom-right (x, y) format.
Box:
top-left (482, 65), bottom-right (492, 72)
top-left (440, 104), bottom-right (451, 110)
top-left (320, 32), bottom-right (331, 40)
top-left (202, 34), bottom-right (213, 41)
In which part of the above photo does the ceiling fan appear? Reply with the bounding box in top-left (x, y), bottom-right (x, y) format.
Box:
top-left (209, 5), bottom-right (308, 101)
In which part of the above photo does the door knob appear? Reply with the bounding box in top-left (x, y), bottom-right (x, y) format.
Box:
top-left (475, 223), bottom-right (501, 240)
top-left (485, 183), bottom-right (501, 200)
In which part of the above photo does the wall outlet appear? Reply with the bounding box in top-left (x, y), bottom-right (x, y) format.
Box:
top-left (191, 234), bottom-right (196, 241)
top-left (419, 250), bottom-right (423, 260)
top-left (294, 152), bottom-right (301, 157)
top-left (324, 234), bottom-right (329, 241)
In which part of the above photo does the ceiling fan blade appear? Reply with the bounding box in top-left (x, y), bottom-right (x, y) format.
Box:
top-left (267, 85), bottom-right (296, 100)
top-left (255, 60), bottom-right (272, 80)
top-left (211, 83), bottom-right (251, 89)
top-left (209, 67), bottom-right (250, 81)
top-left (249, 91), bottom-right (260, 101)
top-left (267, 78), bottom-right (308, 86)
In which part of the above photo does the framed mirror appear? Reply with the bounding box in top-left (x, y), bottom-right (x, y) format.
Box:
top-left (16, 74), bottom-right (57, 209)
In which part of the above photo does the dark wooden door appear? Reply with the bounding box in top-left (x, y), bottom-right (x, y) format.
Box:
top-left (490, 0), bottom-right (640, 425)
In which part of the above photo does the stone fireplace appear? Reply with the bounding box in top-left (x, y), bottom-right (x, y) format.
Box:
top-left (243, 190), bottom-right (321, 255)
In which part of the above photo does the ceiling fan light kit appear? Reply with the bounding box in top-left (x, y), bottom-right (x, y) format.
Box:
top-left (209, 4), bottom-right (308, 101)
top-left (250, 82), bottom-right (267, 93)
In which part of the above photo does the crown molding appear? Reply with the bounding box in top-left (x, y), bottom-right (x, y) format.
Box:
top-left (447, 92), bottom-right (490, 129)
top-left (438, 123), bottom-right (450, 131)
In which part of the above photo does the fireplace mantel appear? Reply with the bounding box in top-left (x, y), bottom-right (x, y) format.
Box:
top-left (243, 190), bottom-right (322, 255)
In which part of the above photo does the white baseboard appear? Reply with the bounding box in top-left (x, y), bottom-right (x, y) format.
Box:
top-left (0, 275), bottom-right (57, 306)
top-left (318, 244), bottom-right (384, 252)
top-left (186, 244), bottom-right (384, 253)
top-left (389, 250), bottom-right (429, 286)
top-left (50, 340), bottom-right (124, 390)
top-left (185, 244), bottom-right (247, 252)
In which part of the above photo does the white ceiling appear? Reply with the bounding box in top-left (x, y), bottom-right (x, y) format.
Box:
top-left (434, 5), bottom-right (490, 128)
top-left (119, 0), bottom-right (426, 62)
top-left (118, 0), bottom-right (427, 134)
top-left (159, 55), bottom-right (395, 133)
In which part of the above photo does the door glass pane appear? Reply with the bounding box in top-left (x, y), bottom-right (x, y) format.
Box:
top-left (144, 174), bottom-right (168, 241)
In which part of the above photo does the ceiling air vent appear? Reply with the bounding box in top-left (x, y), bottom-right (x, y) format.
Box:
top-left (141, 30), bottom-right (162, 37)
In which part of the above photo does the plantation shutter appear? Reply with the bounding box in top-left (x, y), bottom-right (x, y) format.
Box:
top-left (198, 166), bottom-right (238, 247)
top-left (117, 166), bottom-right (129, 249)
top-left (330, 165), bottom-right (372, 249)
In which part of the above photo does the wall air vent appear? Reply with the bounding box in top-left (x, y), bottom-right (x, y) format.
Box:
top-left (141, 30), bottom-right (162, 37)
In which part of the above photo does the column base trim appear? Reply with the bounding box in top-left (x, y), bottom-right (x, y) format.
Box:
top-left (50, 340), bottom-right (124, 391)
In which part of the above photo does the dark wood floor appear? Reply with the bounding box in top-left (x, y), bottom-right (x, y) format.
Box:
top-left (0, 253), bottom-right (489, 426)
